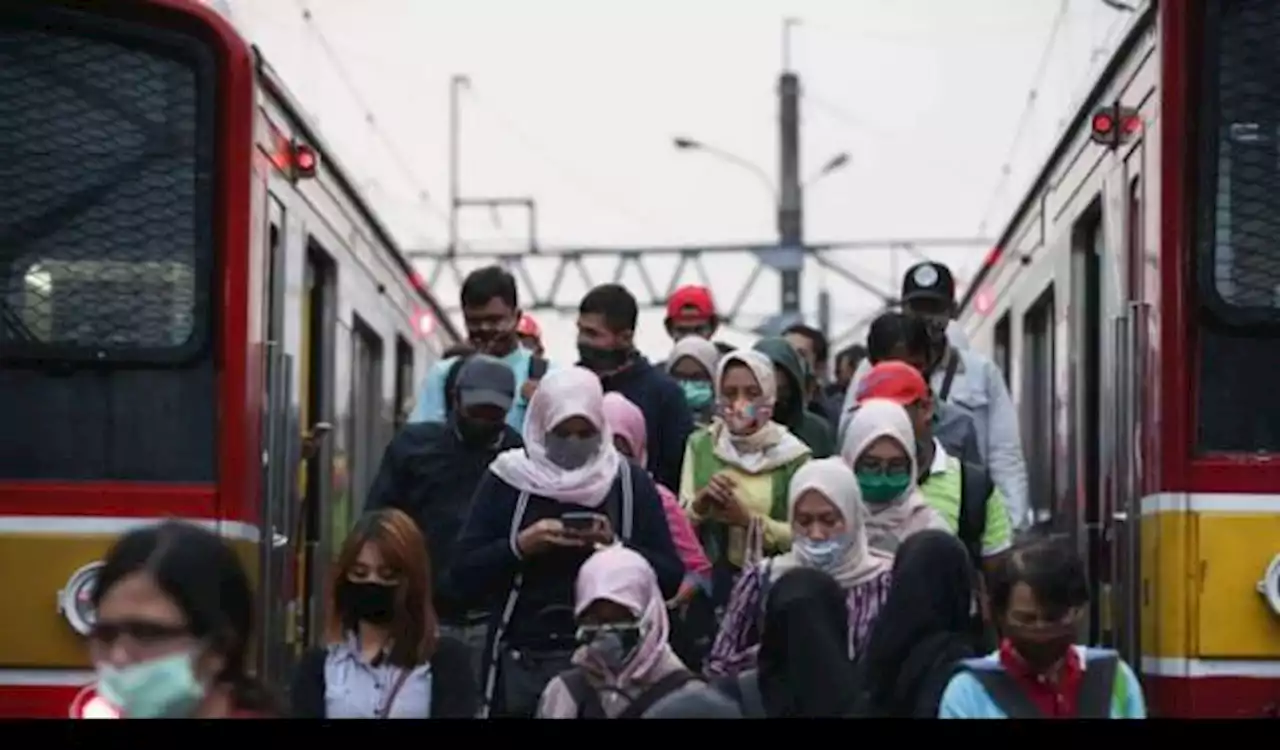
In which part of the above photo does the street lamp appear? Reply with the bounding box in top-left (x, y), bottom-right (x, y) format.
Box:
top-left (672, 136), bottom-right (850, 198)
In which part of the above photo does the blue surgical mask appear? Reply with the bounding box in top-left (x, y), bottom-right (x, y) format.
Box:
top-left (678, 380), bottom-right (713, 409)
top-left (795, 536), bottom-right (849, 570)
top-left (96, 651), bottom-right (205, 719)
top-left (544, 434), bottom-right (603, 471)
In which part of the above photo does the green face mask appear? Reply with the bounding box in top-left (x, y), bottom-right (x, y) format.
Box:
top-left (857, 472), bottom-right (912, 505)
top-left (678, 380), bottom-right (713, 409)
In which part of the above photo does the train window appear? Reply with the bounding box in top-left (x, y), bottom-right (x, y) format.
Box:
top-left (1022, 287), bottom-right (1056, 525)
top-left (1195, 0), bottom-right (1280, 452)
top-left (993, 313), bottom-right (1012, 387)
top-left (349, 317), bottom-right (384, 519)
top-left (0, 7), bottom-right (213, 361)
top-left (394, 336), bottom-right (414, 431)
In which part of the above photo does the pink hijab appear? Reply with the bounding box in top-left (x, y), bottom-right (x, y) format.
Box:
top-left (572, 545), bottom-right (684, 689)
top-left (601, 393), bottom-right (712, 579)
top-left (490, 367), bottom-right (621, 508)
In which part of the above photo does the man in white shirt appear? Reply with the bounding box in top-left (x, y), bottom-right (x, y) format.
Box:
top-left (842, 261), bottom-right (1030, 530)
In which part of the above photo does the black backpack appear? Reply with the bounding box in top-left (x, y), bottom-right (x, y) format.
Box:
top-left (559, 668), bottom-right (701, 718)
top-left (956, 459), bottom-right (993, 570)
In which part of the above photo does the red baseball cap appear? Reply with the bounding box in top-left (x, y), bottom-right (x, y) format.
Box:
top-left (855, 361), bottom-right (929, 406)
top-left (516, 312), bottom-right (541, 339)
top-left (666, 285), bottom-right (716, 322)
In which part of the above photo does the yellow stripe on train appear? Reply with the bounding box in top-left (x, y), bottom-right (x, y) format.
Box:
top-left (1140, 493), bottom-right (1280, 662)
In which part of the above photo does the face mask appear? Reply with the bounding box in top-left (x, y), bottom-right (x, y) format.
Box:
top-left (720, 400), bottom-right (769, 433)
top-left (578, 343), bottom-right (631, 373)
top-left (545, 434), bottom-right (602, 471)
top-left (468, 325), bottom-right (516, 355)
top-left (678, 380), bottom-right (713, 409)
top-left (577, 624), bottom-right (642, 673)
top-left (96, 651), bottom-right (205, 719)
top-left (857, 472), bottom-right (912, 505)
top-left (795, 536), bottom-right (849, 570)
top-left (1006, 626), bottom-right (1076, 672)
top-left (339, 581), bottom-right (397, 625)
top-left (457, 417), bottom-right (503, 447)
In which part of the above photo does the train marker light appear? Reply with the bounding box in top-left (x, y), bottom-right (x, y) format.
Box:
top-left (1256, 553), bottom-right (1280, 617)
top-left (70, 685), bottom-right (120, 719)
top-left (58, 561), bottom-right (104, 636)
top-left (1090, 104), bottom-right (1141, 150)
top-left (292, 143), bottom-right (319, 180)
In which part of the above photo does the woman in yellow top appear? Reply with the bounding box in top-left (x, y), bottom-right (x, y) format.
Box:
top-left (680, 350), bottom-right (812, 612)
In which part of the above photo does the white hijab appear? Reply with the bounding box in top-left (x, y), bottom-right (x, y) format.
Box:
top-left (768, 458), bottom-right (893, 588)
top-left (708, 350), bottom-right (810, 474)
top-left (666, 335), bottom-right (721, 379)
top-left (489, 366), bottom-right (621, 508)
top-left (839, 398), bottom-right (948, 553)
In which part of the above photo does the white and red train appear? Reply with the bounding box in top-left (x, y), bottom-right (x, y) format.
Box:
top-left (0, 0), bottom-right (459, 716)
top-left (959, 0), bottom-right (1280, 717)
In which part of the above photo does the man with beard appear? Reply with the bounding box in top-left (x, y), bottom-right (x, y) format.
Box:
top-left (408, 266), bottom-right (549, 431)
top-left (366, 354), bottom-right (524, 682)
top-left (577, 283), bottom-right (694, 491)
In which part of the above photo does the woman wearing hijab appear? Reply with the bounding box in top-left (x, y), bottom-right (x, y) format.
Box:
top-left (680, 350), bottom-right (812, 612)
top-left (705, 457), bottom-right (893, 677)
top-left (716, 567), bottom-right (863, 717)
top-left (452, 367), bottom-right (684, 718)
top-left (666, 335), bottom-right (723, 426)
top-left (856, 530), bottom-right (976, 717)
top-left (536, 545), bottom-right (702, 718)
top-left (840, 398), bottom-right (949, 553)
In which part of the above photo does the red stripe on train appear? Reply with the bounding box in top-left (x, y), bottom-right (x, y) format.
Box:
top-left (1145, 674), bottom-right (1280, 718)
top-left (0, 685), bottom-right (81, 719)
top-left (0, 482), bottom-right (220, 520)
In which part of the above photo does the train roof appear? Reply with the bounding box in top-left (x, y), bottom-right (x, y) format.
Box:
top-left (252, 50), bottom-right (461, 343)
top-left (958, 2), bottom-right (1156, 313)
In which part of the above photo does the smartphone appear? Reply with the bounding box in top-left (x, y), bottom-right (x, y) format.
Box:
top-left (561, 512), bottom-right (604, 533)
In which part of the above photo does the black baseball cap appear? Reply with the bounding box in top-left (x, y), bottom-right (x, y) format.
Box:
top-left (456, 354), bottom-right (516, 412)
top-left (900, 261), bottom-right (956, 306)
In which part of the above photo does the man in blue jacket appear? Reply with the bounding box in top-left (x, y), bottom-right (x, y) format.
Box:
top-left (576, 283), bottom-right (694, 492)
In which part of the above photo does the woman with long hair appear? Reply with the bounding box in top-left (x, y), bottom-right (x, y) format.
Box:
top-left (87, 521), bottom-right (277, 718)
top-left (705, 457), bottom-right (893, 677)
top-left (290, 508), bottom-right (477, 718)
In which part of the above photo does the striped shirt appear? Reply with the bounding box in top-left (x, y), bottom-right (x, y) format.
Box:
top-left (704, 561), bottom-right (892, 677)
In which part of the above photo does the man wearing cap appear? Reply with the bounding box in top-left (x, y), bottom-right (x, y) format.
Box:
top-left (853, 361), bottom-right (1013, 574)
top-left (844, 261), bottom-right (1029, 531)
top-left (657, 285), bottom-right (734, 368)
top-left (367, 354), bottom-right (524, 682)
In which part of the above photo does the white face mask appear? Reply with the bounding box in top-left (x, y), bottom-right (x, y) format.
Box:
top-left (95, 650), bottom-right (206, 719)
top-left (795, 535), bottom-right (850, 570)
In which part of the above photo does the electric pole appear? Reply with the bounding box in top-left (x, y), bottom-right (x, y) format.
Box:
top-left (777, 18), bottom-right (803, 324)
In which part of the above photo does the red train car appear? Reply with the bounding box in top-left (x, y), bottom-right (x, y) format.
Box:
top-left (959, 0), bottom-right (1280, 717)
top-left (0, 0), bottom-right (459, 716)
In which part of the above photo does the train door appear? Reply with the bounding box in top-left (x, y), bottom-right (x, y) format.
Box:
top-left (1070, 205), bottom-right (1105, 643)
top-left (297, 244), bottom-right (335, 648)
top-left (348, 317), bottom-right (384, 524)
top-left (258, 194), bottom-right (293, 684)
top-left (394, 335), bottom-right (414, 432)
top-left (1110, 160), bottom-right (1148, 665)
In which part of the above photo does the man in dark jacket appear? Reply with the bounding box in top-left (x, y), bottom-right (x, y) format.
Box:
top-left (365, 354), bottom-right (523, 680)
top-left (577, 283), bottom-right (694, 490)
top-left (753, 337), bottom-right (835, 458)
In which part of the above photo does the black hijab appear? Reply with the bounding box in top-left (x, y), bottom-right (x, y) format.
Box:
top-left (757, 568), bottom-right (860, 717)
top-left (860, 529), bottom-right (975, 717)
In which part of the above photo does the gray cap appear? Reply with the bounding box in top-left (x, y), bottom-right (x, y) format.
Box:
top-left (456, 354), bottom-right (516, 412)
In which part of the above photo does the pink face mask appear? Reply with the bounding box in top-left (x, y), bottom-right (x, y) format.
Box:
top-left (720, 399), bottom-right (772, 433)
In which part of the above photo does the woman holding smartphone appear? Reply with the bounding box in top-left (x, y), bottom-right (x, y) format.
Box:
top-left (452, 366), bottom-right (684, 718)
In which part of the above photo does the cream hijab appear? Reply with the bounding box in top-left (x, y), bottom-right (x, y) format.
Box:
top-left (839, 398), bottom-right (948, 553)
top-left (707, 350), bottom-right (809, 474)
top-left (489, 366), bottom-right (621, 508)
top-left (768, 458), bottom-right (893, 588)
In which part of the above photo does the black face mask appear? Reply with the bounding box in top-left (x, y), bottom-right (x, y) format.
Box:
top-left (457, 417), bottom-right (504, 448)
top-left (467, 326), bottom-right (516, 355)
top-left (339, 581), bottom-right (397, 625)
top-left (578, 343), bottom-right (631, 373)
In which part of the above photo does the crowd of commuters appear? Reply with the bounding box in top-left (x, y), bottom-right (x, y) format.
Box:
top-left (80, 261), bottom-right (1143, 719)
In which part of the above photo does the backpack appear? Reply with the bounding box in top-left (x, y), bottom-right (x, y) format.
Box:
top-left (559, 668), bottom-right (701, 718)
top-left (956, 459), bottom-right (993, 569)
top-left (957, 654), bottom-right (1125, 718)
top-left (687, 428), bottom-right (805, 563)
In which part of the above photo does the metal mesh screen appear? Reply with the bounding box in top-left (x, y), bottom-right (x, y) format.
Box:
top-left (1204, 0), bottom-right (1280, 312)
top-left (0, 22), bottom-right (202, 353)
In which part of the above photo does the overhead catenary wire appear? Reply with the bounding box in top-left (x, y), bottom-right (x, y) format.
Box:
top-left (973, 0), bottom-right (1071, 237)
top-left (293, 0), bottom-right (457, 242)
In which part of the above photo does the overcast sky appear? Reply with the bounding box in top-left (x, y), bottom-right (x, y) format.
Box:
top-left (213, 0), bottom-right (1139, 362)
